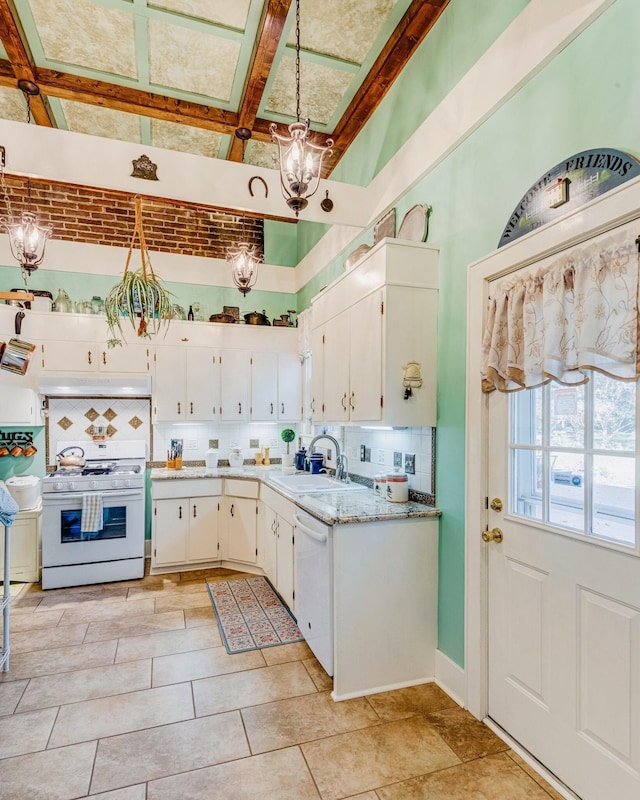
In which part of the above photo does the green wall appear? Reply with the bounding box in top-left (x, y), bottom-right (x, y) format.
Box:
top-left (293, 0), bottom-right (639, 667)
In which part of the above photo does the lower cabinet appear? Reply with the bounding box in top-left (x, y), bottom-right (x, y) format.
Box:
top-left (0, 504), bottom-right (42, 582)
top-left (222, 479), bottom-right (259, 565)
top-left (260, 485), bottom-right (295, 610)
top-left (152, 479), bottom-right (221, 569)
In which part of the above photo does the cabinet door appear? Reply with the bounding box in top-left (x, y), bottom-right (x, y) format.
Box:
top-left (250, 352), bottom-right (278, 421)
top-left (276, 515), bottom-right (295, 610)
top-left (278, 353), bottom-right (302, 421)
top-left (349, 291), bottom-right (383, 422)
top-left (153, 347), bottom-right (186, 420)
top-left (153, 498), bottom-right (188, 565)
top-left (186, 348), bottom-right (219, 421)
top-left (0, 387), bottom-right (39, 425)
top-left (0, 515), bottom-right (39, 582)
top-left (226, 497), bottom-right (257, 563)
top-left (188, 495), bottom-right (219, 562)
top-left (99, 343), bottom-right (150, 374)
top-left (262, 504), bottom-right (278, 587)
top-left (220, 350), bottom-right (250, 421)
top-left (322, 312), bottom-right (350, 422)
top-left (311, 326), bottom-right (324, 422)
top-left (40, 340), bottom-right (98, 372)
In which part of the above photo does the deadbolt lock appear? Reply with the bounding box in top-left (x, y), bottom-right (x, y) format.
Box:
top-left (482, 527), bottom-right (504, 543)
top-left (489, 498), bottom-right (503, 512)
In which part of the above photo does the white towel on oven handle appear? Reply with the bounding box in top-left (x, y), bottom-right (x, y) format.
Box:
top-left (81, 493), bottom-right (103, 533)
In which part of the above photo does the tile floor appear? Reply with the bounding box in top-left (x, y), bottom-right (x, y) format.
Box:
top-left (0, 566), bottom-right (566, 800)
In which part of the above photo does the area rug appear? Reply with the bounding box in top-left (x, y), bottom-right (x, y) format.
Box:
top-left (207, 576), bottom-right (304, 654)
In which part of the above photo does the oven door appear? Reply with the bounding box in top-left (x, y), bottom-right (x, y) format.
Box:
top-left (42, 488), bottom-right (144, 567)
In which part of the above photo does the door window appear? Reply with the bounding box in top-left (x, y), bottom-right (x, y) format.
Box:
top-left (509, 373), bottom-right (637, 552)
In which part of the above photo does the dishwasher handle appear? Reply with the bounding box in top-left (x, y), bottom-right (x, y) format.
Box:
top-left (294, 513), bottom-right (328, 544)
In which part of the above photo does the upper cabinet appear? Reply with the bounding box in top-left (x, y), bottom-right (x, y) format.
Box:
top-left (311, 239), bottom-right (438, 427)
top-left (250, 352), bottom-right (302, 422)
top-left (153, 346), bottom-right (219, 422)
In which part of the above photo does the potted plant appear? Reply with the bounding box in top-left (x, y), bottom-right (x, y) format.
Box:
top-left (281, 428), bottom-right (296, 468)
top-left (105, 196), bottom-right (172, 347)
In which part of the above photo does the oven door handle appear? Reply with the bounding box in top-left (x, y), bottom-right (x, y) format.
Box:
top-left (43, 489), bottom-right (142, 502)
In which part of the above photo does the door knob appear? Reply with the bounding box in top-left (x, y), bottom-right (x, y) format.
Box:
top-left (482, 527), bottom-right (503, 543)
top-left (489, 498), bottom-right (503, 512)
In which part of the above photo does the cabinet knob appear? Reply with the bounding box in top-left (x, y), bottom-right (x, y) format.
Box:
top-left (177, 402), bottom-right (181, 415)
top-left (281, 402), bottom-right (285, 415)
top-left (270, 402), bottom-right (274, 415)
top-left (230, 504), bottom-right (234, 517)
top-left (193, 504), bottom-right (197, 518)
top-left (87, 351), bottom-right (92, 365)
top-left (190, 402), bottom-right (194, 415)
top-left (178, 505), bottom-right (182, 519)
top-left (349, 391), bottom-right (355, 410)
top-left (238, 402), bottom-right (242, 415)
top-left (341, 393), bottom-right (347, 410)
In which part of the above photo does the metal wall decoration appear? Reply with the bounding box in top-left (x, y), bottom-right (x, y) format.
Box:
top-left (498, 148), bottom-right (640, 247)
top-left (131, 155), bottom-right (159, 181)
top-left (248, 176), bottom-right (268, 198)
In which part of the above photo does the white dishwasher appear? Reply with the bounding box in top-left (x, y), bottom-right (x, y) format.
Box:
top-left (294, 510), bottom-right (333, 676)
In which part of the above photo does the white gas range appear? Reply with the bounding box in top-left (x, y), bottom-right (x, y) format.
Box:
top-left (41, 440), bottom-right (147, 589)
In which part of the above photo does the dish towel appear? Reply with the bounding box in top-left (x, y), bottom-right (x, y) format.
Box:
top-left (81, 493), bottom-right (103, 533)
top-left (0, 481), bottom-right (19, 527)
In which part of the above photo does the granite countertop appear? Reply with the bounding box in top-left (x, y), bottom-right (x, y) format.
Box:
top-left (149, 465), bottom-right (441, 526)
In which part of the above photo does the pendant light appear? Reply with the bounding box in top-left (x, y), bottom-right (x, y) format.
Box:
top-left (1, 80), bottom-right (52, 283)
top-left (270, 0), bottom-right (333, 216)
top-left (227, 128), bottom-right (263, 296)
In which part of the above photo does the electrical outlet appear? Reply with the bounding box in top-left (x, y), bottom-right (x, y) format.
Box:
top-left (270, 438), bottom-right (278, 448)
top-left (209, 439), bottom-right (218, 449)
top-left (360, 444), bottom-right (366, 462)
top-left (364, 447), bottom-right (371, 462)
top-left (404, 453), bottom-right (416, 474)
top-left (186, 439), bottom-right (197, 450)
top-left (394, 451), bottom-right (403, 468)
top-left (376, 449), bottom-right (385, 464)
top-left (249, 438), bottom-right (259, 449)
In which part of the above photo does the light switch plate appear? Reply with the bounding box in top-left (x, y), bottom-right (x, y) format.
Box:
top-left (404, 453), bottom-right (415, 474)
top-left (360, 444), bottom-right (366, 462)
top-left (376, 449), bottom-right (385, 464)
top-left (364, 447), bottom-right (371, 462)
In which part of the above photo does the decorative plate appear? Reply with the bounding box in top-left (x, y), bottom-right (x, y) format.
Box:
top-left (397, 203), bottom-right (431, 242)
top-left (373, 207), bottom-right (396, 244)
top-left (344, 243), bottom-right (371, 271)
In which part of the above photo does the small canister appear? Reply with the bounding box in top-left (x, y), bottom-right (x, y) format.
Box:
top-left (386, 471), bottom-right (409, 503)
top-left (373, 473), bottom-right (387, 497)
top-left (309, 453), bottom-right (324, 474)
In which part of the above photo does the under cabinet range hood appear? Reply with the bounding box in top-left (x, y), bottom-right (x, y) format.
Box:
top-left (38, 375), bottom-right (152, 397)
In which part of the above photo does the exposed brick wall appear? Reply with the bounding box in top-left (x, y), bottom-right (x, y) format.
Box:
top-left (0, 176), bottom-right (264, 259)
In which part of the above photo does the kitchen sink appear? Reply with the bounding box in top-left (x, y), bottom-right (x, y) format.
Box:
top-left (269, 474), bottom-right (363, 494)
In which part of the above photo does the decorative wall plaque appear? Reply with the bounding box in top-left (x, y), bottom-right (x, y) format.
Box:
top-left (131, 155), bottom-right (159, 181)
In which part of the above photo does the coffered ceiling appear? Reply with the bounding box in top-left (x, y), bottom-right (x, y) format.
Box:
top-left (0, 0), bottom-right (449, 176)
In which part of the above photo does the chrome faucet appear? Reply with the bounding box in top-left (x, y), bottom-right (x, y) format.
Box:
top-left (308, 434), bottom-right (348, 480)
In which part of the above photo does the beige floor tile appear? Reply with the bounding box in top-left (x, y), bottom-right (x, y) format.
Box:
top-left (243, 690), bottom-right (380, 754)
top-left (91, 710), bottom-right (250, 793)
top-left (84, 609), bottom-right (185, 643)
top-left (9, 594), bottom-right (43, 614)
top-left (49, 682), bottom-right (194, 747)
top-left (147, 745), bottom-right (321, 800)
top-left (376, 751), bottom-right (555, 799)
top-left (0, 739), bottom-right (96, 800)
top-left (260, 640), bottom-right (314, 665)
top-left (17, 659), bottom-right (151, 712)
top-left (10, 622), bottom-right (89, 654)
top-left (35, 586), bottom-right (130, 609)
top-left (1, 639), bottom-right (117, 680)
top-left (184, 606), bottom-right (216, 627)
top-left (58, 597), bottom-right (156, 624)
top-left (303, 656), bottom-right (334, 691)
top-left (0, 706), bottom-right (58, 758)
top-left (426, 706), bottom-right (509, 761)
top-left (116, 624), bottom-right (222, 662)
top-left (126, 580), bottom-right (208, 599)
top-left (4, 607), bottom-right (64, 631)
top-left (193, 660), bottom-right (317, 716)
top-left (507, 751), bottom-right (569, 800)
top-left (152, 643), bottom-right (264, 686)
top-left (301, 716), bottom-right (461, 800)
top-left (89, 786), bottom-right (147, 800)
top-left (0, 679), bottom-right (28, 715)
top-left (155, 591), bottom-right (212, 612)
top-left (365, 682), bottom-right (458, 721)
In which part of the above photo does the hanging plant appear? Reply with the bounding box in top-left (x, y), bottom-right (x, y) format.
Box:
top-left (105, 195), bottom-right (173, 347)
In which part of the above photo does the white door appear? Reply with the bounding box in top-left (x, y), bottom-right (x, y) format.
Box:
top-left (349, 290), bottom-right (383, 422)
top-left (276, 515), bottom-right (294, 610)
top-left (153, 498), bottom-right (188, 565)
top-left (188, 495), bottom-right (219, 562)
top-left (220, 349), bottom-right (250, 421)
top-left (250, 352), bottom-right (278, 420)
top-left (277, 353), bottom-right (302, 421)
top-left (100, 343), bottom-right (150, 374)
top-left (485, 332), bottom-right (640, 800)
top-left (153, 346), bottom-right (185, 420)
top-left (225, 497), bottom-right (257, 564)
top-left (186, 348), bottom-right (219, 421)
top-left (322, 311), bottom-right (350, 422)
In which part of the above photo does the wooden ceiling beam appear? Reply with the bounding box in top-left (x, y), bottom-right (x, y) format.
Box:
top-left (228, 0), bottom-right (292, 162)
top-left (327, 0), bottom-right (451, 173)
top-left (0, 0), bottom-right (54, 126)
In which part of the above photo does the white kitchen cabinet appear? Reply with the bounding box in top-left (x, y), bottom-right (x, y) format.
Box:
top-left (0, 503), bottom-right (41, 583)
top-left (152, 479), bottom-right (221, 568)
top-left (222, 478), bottom-right (258, 564)
top-left (220, 349), bottom-right (250, 421)
top-left (0, 386), bottom-right (40, 425)
top-left (153, 346), bottom-right (219, 422)
top-left (311, 238), bottom-right (438, 427)
top-left (39, 340), bottom-right (150, 374)
top-left (260, 484), bottom-right (295, 610)
top-left (250, 352), bottom-right (302, 421)
top-left (96, 343), bottom-right (151, 374)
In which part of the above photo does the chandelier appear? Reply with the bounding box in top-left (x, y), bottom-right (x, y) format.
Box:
top-left (1, 80), bottom-right (52, 283)
top-left (227, 128), bottom-right (263, 296)
top-left (270, 0), bottom-right (333, 216)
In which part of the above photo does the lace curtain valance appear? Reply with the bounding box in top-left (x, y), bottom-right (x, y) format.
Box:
top-left (482, 230), bottom-right (639, 392)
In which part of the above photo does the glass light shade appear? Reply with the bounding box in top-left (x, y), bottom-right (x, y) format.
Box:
top-left (227, 241), bottom-right (262, 296)
top-left (270, 120), bottom-right (333, 215)
top-left (5, 211), bottom-right (52, 275)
